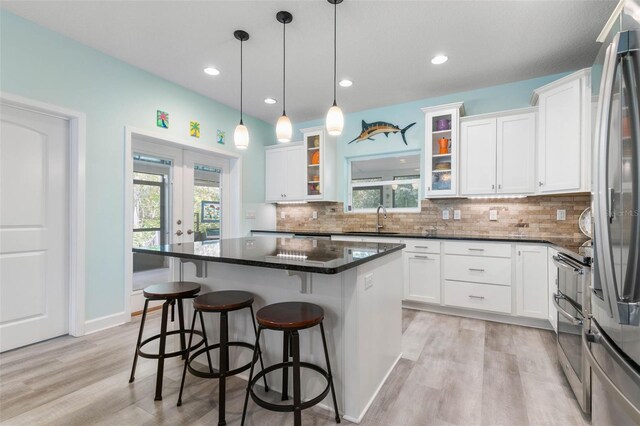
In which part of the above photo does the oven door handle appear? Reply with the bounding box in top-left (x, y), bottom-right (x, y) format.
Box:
top-left (553, 293), bottom-right (583, 325)
top-left (552, 255), bottom-right (585, 275)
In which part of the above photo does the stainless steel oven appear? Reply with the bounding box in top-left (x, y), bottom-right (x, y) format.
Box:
top-left (552, 251), bottom-right (591, 414)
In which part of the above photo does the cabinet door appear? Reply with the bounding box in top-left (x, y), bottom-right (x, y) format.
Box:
top-left (265, 148), bottom-right (287, 202)
top-left (548, 248), bottom-right (558, 332)
top-left (538, 79), bottom-right (582, 193)
top-left (497, 113), bottom-right (536, 194)
top-left (404, 253), bottom-right (441, 303)
top-left (516, 245), bottom-right (549, 319)
top-left (460, 118), bottom-right (496, 195)
top-left (285, 145), bottom-right (306, 200)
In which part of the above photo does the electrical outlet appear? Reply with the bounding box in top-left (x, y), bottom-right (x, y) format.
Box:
top-left (245, 210), bottom-right (256, 220)
top-left (557, 209), bottom-right (566, 221)
top-left (364, 273), bottom-right (374, 290)
top-left (280, 211), bottom-right (286, 219)
top-left (489, 209), bottom-right (498, 221)
top-left (453, 210), bottom-right (461, 220)
top-left (442, 209), bottom-right (450, 220)
top-left (312, 211), bottom-right (318, 219)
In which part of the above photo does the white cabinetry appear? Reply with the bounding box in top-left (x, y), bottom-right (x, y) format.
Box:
top-left (403, 240), bottom-right (441, 303)
top-left (301, 126), bottom-right (337, 202)
top-left (265, 143), bottom-right (305, 202)
top-left (460, 109), bottom-right (536, 196)
top-left (515, 245), bottom-right (549, 319)
top-left (532, 68), bottom-right (591, 194)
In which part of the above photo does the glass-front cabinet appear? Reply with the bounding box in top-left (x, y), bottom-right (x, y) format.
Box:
top-left (301, 126), bottom-right (337, 201)
top-left (422, 102), bottom-right (464, 197)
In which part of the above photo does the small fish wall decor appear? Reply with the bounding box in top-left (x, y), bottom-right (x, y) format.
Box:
top-left (157, 110), bottom-right (169, 128)
top-left (190, 121), bottom-right (200, 138)
top-left (349, 120), bottom-right (416, 145)
top-left (217, 129), bottom-right (225, 145)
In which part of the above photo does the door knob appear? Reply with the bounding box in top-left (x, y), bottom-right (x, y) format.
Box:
top-left (176, 230), bottom-right (183, 236)
top-left (187, 229), bottom-right (193, 235)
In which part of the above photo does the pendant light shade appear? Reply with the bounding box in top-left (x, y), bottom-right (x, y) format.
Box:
top-left (326, 0), bottom-right (344, 136)
top-left (233, 30), bottom-right (250, 150)
top-left (276, 11), bottom-right (293, 143)
top-left (276, 114), bottom-right (292, 143)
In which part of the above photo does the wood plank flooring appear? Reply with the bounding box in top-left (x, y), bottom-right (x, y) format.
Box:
top-left (0, 309), bottom-right (590, 425)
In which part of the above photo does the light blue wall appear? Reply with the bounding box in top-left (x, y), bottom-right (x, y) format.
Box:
top-left (0, 11), bottom-right (274, 321)
top-left (287, 72), bottom-right (569, 201)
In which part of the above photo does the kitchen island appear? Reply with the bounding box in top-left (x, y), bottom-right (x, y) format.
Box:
top-left (133, 237), bottom-right (405, 423)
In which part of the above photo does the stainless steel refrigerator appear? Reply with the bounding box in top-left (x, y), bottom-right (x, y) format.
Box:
top-left (590, 1), bottom-right (640, 424)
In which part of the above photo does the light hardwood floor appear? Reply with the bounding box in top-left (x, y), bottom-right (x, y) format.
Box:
top-left (0, 309), bottom-right (590, 425)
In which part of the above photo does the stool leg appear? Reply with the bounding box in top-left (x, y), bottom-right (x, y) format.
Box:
top-left (177, 298), bottom-right (187, 360)
top-left (219, 311), bottom-right (229, 426)
top-left (129, 299), bottom-right (150, 383)
top-left (249, 306), bottom-right (269, 392)
top-left (281, 330), bottom-right (290, 401)
top-left (291, 330), bottom-right (302, 426)
top-left (320, 322), bottom-right (341, 423)
top-left (241, 327), bottom-right (263, 426)
top-left (154, 299), bottom-right (171, 401)
top-left (177, 309), bottom-right (199, 406)
top-left (198, 310), bottom-right (214, 374)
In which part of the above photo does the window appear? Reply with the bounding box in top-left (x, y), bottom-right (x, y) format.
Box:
top-left (348, 153), bottom-right (421, 212)
top-left (133, 171), bottom-right (166, 248)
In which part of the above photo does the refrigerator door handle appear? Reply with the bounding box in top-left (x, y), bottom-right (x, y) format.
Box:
top-left (585, 323), bottom-right (640, 424)
top-left (593, 34), bottom-right (621, 321)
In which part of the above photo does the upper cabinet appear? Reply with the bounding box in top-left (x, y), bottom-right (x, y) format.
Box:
top-left (265, 143), bottom-right (306, 203)
top-left (532, 68), bottom-right (591, 194)
top-left (422, 102), bottom-right (465, 198)
top-left (460, 109), bottom-right (536, 196)
top-left (301, 126), bottom-right (337, 202)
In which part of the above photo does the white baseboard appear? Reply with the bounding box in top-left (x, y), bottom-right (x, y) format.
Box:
top-left (84, 311), bottom-right (128, 335)
top-left (342, 352), bottom-right (403, 424)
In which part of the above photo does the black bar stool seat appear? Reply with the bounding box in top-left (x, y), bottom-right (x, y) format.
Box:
top-left (178, 290), bottom-right (268, 426)
top-left (129, 281), bottom-right (204, 401)
top-left (242, 302), bottom-right (340, 426)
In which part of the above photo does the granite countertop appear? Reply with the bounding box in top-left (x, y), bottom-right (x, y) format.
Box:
top-left (251, 229), bottom-right (591, 262)
top-left (133, 237), bottom-right (405, 274)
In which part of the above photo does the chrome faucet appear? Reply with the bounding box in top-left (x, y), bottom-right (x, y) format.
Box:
top-left (376, 204), bottom-right (387, 233)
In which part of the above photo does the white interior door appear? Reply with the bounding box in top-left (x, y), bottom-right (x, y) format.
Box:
top-left (0, 104), bottom-right (69, 352)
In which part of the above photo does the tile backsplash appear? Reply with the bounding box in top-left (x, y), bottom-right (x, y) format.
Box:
top-left (276, 194), bottom-right (591, 239)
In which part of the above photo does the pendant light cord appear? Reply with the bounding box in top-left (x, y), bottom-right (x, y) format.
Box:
top-left (333, 1), bottom-right (337, 105)
top-left (282, 21), bottom-right (286, 115)
top-left (240, 38), bottom-right (244, 124)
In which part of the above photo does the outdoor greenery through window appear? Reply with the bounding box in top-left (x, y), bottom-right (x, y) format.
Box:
top-left (133, 171), bottom-right (165, 248)
top-left (348, 153), bottom-right (421, 212)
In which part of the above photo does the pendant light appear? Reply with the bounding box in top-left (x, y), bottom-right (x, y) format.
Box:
top-left (325, 0), bottom-right (344, 136)
top-left (276, 11), bottom-right (293, 143)
top-left (233, 30), bottom-right (250, 150)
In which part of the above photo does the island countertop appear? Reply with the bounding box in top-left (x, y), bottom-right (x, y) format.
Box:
top-left (133, 237), bottom-right (405, 274)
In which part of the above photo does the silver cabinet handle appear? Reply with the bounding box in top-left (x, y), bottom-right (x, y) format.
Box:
top-left (187, 229), bottom-right (193, 235)
top-left (414, 245), bottom-right (430, 249)
top-left (468, 268), bottom-right (485, 272)
top-left (428, 186), bottom-right (431, 191)
top-left (468, 248), bottom-right (485, 252)
top-left (415, 255), bottom-right (433, 260)
top-left (175, 230), bottom-right (183, 236)
top-left (539, 181), bottom-right (544, 187)
top-left (491, 184), bottom-right (495, 190)
top-left (498, 184), bottom-right (502, 190)
top-left (468, 295), bottom-right (485, 300)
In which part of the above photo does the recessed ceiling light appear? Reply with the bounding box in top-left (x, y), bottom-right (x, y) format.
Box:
top-left (204, 67), bottom-right (220, 76)
top-left (431, 55), bottom-right (448, 65)
top-left (264, 98), bottom-right (277, 104)
top-left (339, 79), bottom-right (353, 87)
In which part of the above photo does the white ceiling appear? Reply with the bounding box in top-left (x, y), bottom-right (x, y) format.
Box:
top-left (2, 1), bottom-right (617, 123)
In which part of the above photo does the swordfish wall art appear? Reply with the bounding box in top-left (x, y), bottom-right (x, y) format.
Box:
top-left (348, 120), bottom-right (416, 145)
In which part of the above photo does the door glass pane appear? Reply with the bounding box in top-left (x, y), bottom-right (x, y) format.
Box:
top-left (193, 164), bottom-right (222, 242)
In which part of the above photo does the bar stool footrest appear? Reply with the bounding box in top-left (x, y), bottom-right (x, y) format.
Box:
top-left (248, 361), bottom-right (331, 413)
top-left (187, 341), bottom-right (256, 379)
top-left (138, 329), bottom-right (205, 360)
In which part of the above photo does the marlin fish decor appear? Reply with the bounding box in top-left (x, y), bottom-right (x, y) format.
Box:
top-left (348, 120), bottom-right (416, 145)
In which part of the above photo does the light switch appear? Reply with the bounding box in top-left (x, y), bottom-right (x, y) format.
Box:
top-left (442, 210), bottom-right (450, 220)
top-left (312, 211), bottom-right (318, 219)
top-left (364, 273), bottom-right (374, 290)
top-left (280, 211), bottom-right (286, 219)
top-left (489, 210), bottom-right (498, 221)
top-left (245, 210), bottom-right (256, 219)
top-left (454, 210), bottom-right (461, 220)
top-left (557, 209), bottom-right (566, 221)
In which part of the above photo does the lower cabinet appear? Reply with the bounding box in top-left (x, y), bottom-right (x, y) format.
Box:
top-left (443, 280), bottom-right (512, 314)
top-left (515, 245), bottom-right (549, 319)
top-left (404, 253), bottom-right (441, 304)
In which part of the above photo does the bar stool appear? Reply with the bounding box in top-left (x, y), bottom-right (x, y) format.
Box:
top-left (128, 281), bottom-right (204, 401)
top-left (177, 290), bottom-right (268, 426)
top-left (241, 302), bottom-right (340, 426)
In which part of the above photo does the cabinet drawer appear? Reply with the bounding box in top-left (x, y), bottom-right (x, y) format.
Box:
top-left (444, 280), bottom-right (512, 314)
top-left (402, 239), bottom-right (440, 254)
top-left (445, 241), bottom-right (511, 258)
top-left (444, 255), bottom-right (511, 286)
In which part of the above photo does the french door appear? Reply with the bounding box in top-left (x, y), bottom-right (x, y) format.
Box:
top-left (130, 140), bottom-right (229, 312)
